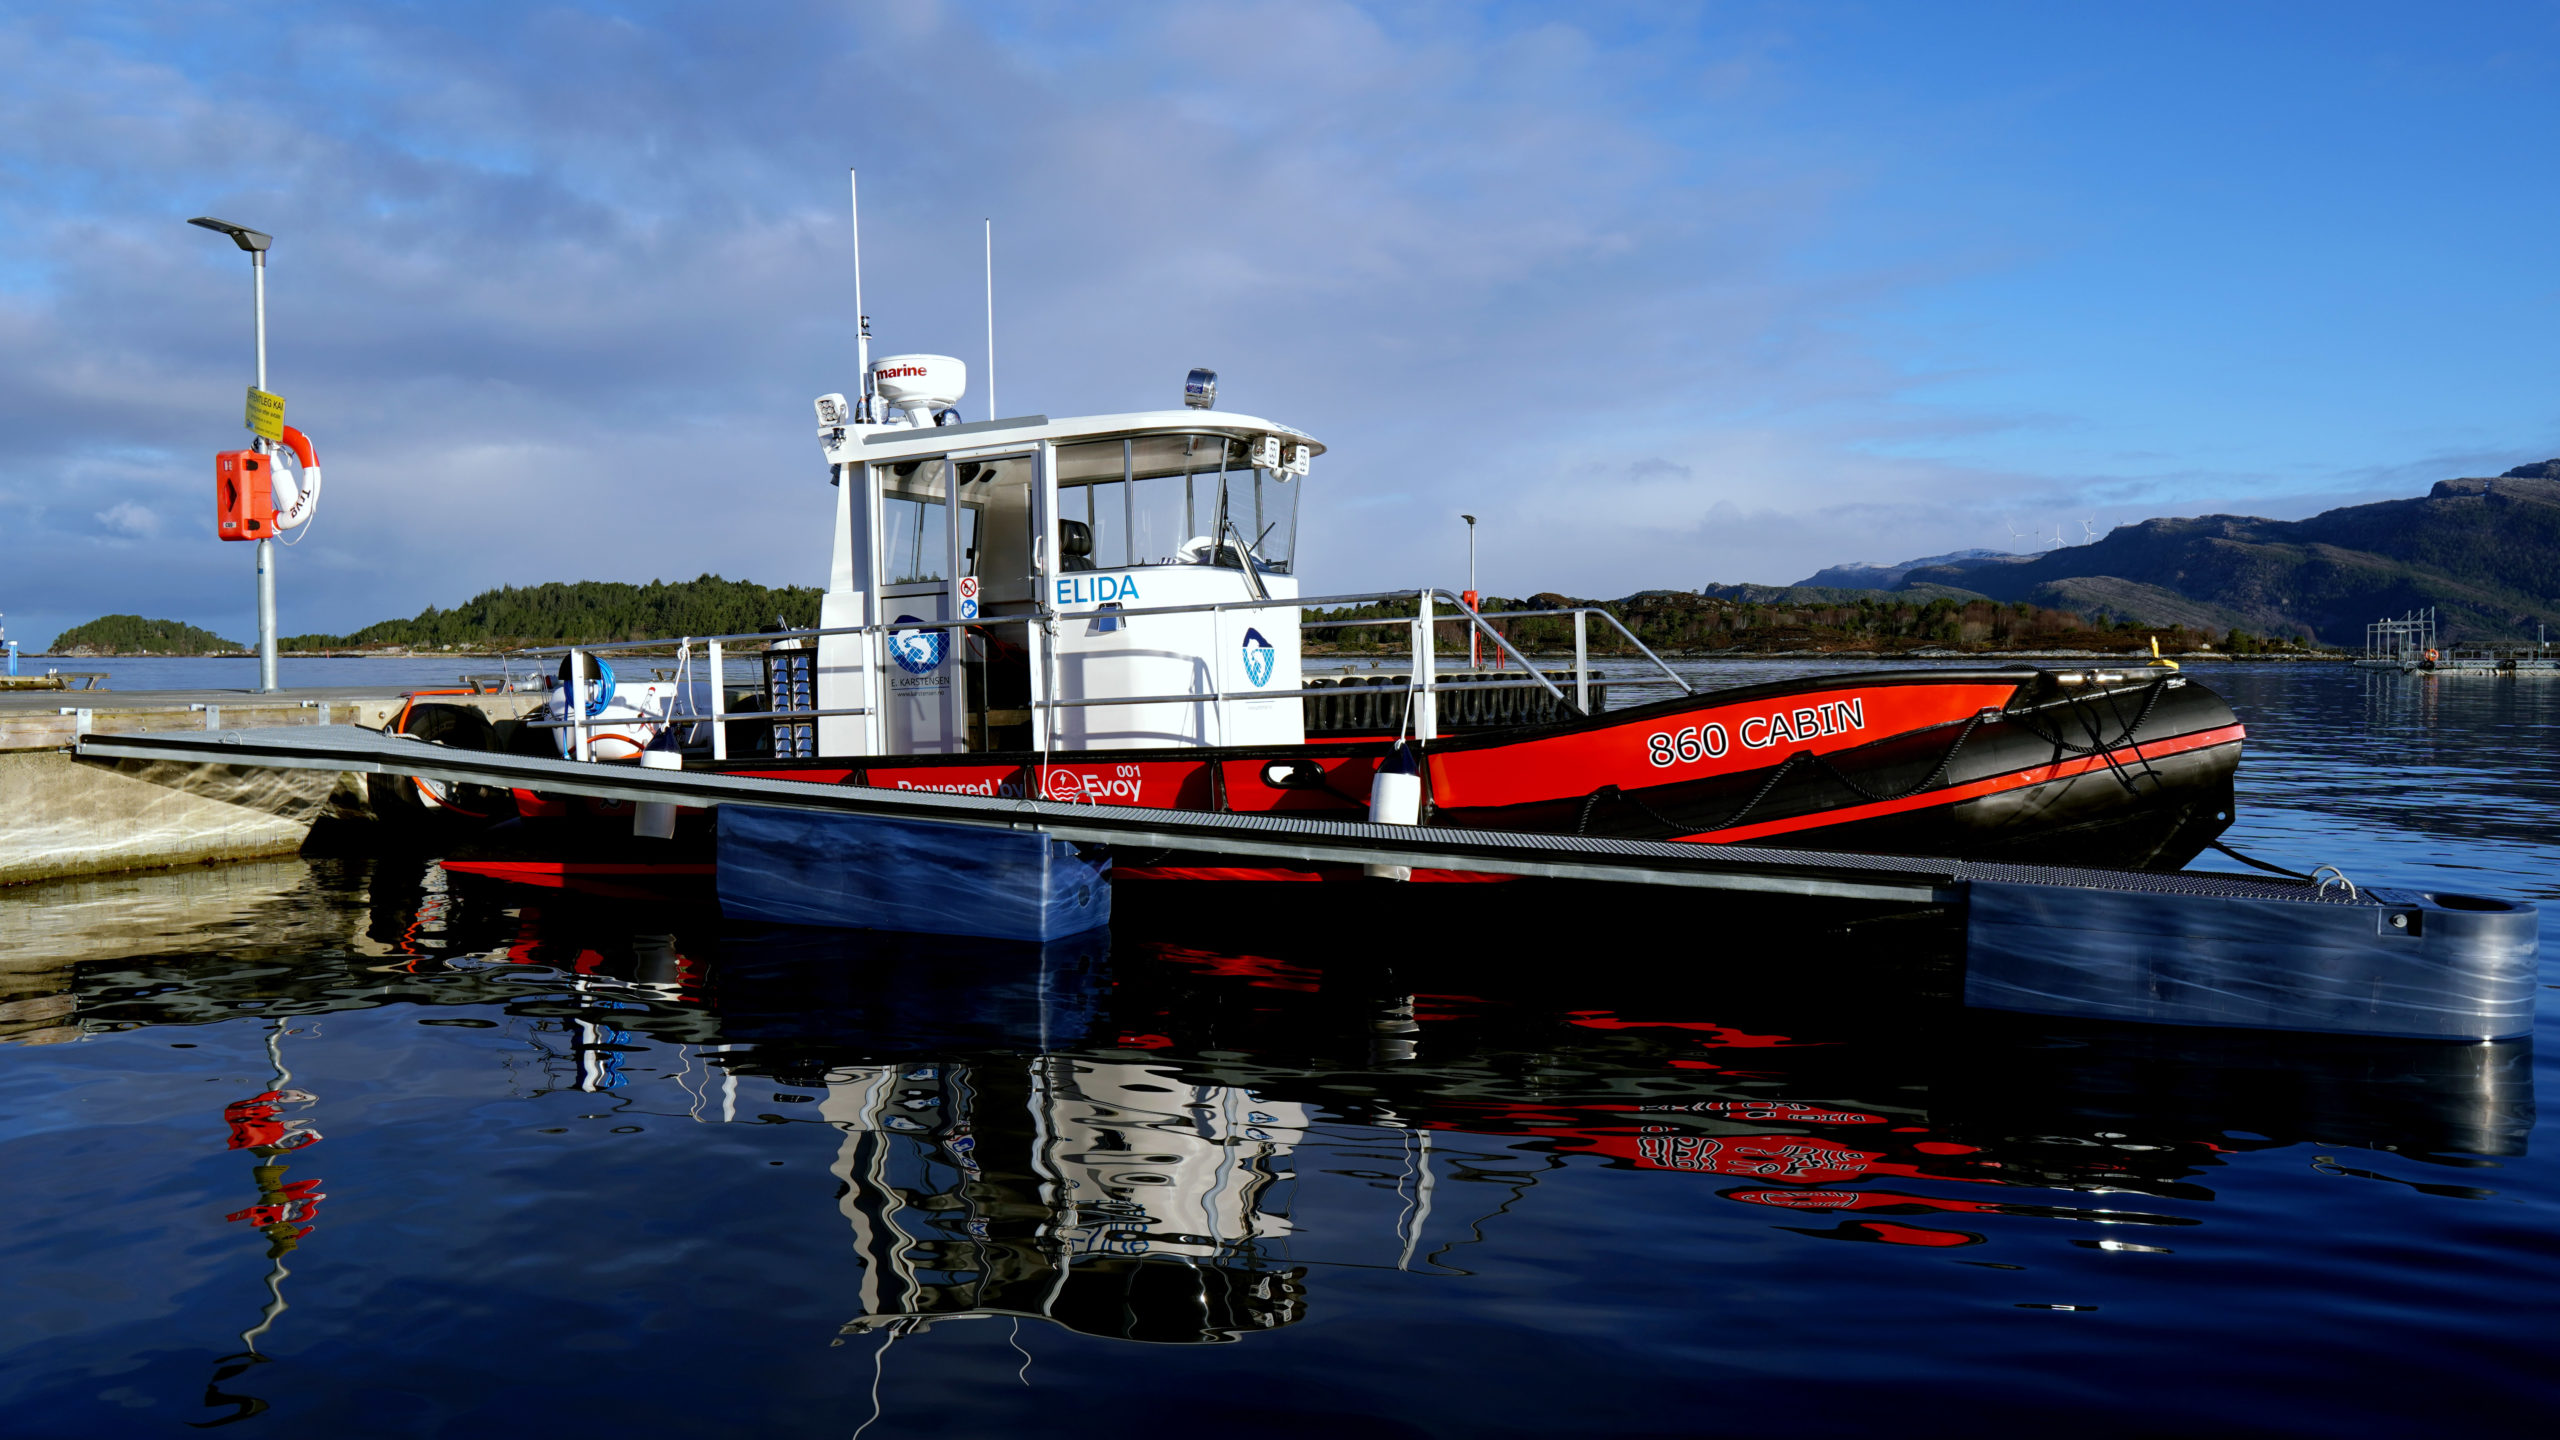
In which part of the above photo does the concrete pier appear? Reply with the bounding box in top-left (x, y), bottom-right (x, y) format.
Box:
top-left (0, 686), bottom-right (536, 886)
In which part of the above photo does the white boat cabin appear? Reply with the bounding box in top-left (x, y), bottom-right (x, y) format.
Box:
top-left (811, 355), bottom-right (1323, 759)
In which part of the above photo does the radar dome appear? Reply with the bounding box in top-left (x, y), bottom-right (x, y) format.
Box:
top-left (870, 354), bottom-right (967, 427)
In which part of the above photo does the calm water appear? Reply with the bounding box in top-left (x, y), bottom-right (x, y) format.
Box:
top-left (2, 663), bottom-right (2554, 1437)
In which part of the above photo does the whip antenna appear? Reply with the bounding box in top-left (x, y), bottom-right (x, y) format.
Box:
top-left (850, 168), bottom-right (872, 420)
top-left (984, 217), bottom-right (996, 420)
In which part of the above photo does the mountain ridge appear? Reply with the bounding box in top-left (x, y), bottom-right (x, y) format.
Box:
top-left (1815, 465), bottom-right (2560, 643)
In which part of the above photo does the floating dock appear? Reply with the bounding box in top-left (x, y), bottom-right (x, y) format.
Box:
top-left (69, 722), bottom-right (2542, 1043)
top-left (0, 684), bottom-right (534, 885)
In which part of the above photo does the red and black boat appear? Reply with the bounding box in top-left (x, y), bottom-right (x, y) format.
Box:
top-left (395, 368), bottom-right (2239, 893)
top-left (693, 661), bottom-right (2239, 880)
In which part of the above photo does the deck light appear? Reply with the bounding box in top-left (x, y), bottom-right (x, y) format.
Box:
top-left (1185, 368), bottom-right (1217, 409)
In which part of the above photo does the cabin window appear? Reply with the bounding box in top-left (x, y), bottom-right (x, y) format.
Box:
top-left (1220, 463), bottom-right (1298, 575)
top-left (883, 495), bottom-right (947, 584)
top-left (957, 454), bottom-right (1036, 601)
top-left (1053, 434), bottom-right (1300, 573)
top-left (882, 459), bottom-right (953, 585)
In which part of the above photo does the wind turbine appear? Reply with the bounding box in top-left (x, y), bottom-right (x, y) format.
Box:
top-left (2001, 516), bottom-right (2028, 545)
top-left (2080, 516), bottom-right (2101, 543)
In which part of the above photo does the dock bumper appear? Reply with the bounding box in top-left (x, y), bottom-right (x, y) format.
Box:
top-left (717, 806), bottom-right (1110, 941)
top-left (1964, 876), bottom-right (2539, 1041)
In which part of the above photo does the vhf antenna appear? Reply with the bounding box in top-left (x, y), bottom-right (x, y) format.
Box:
top-left (984, 217), bottom-right (996, 422)
top-left (849, 169), bottom-right (872, 422)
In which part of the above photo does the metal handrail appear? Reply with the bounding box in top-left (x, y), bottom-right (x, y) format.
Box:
top-left (516, 585), bottom-right (1631, 759)
top-left (510, 615), bottom-right (1015, 657)
top-left (521, 705), bottom-right (875, 729)
top-left (521, 615), bottom-right (1042, 761)
top-left (1422, 603), bottom-right (1695, 696)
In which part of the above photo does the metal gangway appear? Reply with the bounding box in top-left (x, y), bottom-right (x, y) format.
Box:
top-left (71, 718), bottom-right (2541, 1043)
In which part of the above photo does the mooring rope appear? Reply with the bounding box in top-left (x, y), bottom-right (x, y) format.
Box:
top-left (2207, 838), bottom-right (2313, 881)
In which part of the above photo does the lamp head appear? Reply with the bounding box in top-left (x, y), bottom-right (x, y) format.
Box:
top-left (1461, 513), bottom-right (1477, 527)
top-left (189, 217), bottom-right (272, 253)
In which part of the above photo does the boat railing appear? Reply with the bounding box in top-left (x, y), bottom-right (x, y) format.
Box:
top-left (506, 588), bottom-right (1686, 761)
top-left (1413, 603), bottom-right (1696, 707)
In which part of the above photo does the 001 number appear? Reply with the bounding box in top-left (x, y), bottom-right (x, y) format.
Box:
top-left (1645, 722), bottom-right (1730, 768)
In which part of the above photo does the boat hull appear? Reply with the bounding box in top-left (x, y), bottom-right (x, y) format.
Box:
top-left (702, 666), bottom-right (2242, 875)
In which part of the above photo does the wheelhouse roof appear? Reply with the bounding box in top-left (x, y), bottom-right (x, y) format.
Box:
top-left (835, 410), bottom-right (1324, 466)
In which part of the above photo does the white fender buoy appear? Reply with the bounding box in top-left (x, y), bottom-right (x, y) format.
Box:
top-left (1366, 743), bottom-right (1422, 880)
top-left (1368, 770), bottom-right (1420, 826)
top-left (634, 748), bottom-right (682, 838)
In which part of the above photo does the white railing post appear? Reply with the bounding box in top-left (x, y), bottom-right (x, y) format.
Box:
top-left (1029, 615), bottom-right (1051, 752)
top-left (569, 647), bottom-right (592, 761)
top-left (872, 610), bottom-right (891, 750)
top-left (707, 638), bottom-right (727, 761)
top-left (1573, 610), bottom-right (1589, 713)
top-left (1210, 603), bottom-right (1227, 746)
top-left (1415, 590), bottom-right (1438, 742)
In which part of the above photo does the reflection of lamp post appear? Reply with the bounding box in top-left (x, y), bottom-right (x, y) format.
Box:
top-left (188, 216), bottom-right (281, 693)
top-left (1460, 514), bottom-right (1478, 668)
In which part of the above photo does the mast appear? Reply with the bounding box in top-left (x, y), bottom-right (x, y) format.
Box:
top-left (850, 169), bottom-right (872, 421)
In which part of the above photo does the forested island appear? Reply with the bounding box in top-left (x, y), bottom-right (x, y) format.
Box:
top-left (48, 577), bottom-right (2303, 661)
top-left (49, 615), bottom-right (247, 656)
top-left (43, 462), bottom-right (2557, 659)
top-left (278, 576), bottom-right (822, 652)
top-left (1315, 592), bottom-right (2297, 658)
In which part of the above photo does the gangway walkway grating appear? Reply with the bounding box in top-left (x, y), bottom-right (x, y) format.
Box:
top-left (72, 724), bottom-right (2538, 1041)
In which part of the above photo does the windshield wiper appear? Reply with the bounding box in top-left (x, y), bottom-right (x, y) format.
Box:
top-left (1224, 515), bottom-right (1271, 602)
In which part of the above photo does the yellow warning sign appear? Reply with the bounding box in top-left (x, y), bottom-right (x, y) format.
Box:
top-left (244, 387), bottom-right (285, 442)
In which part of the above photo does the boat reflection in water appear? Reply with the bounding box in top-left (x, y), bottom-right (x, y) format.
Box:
top-left (44, 858), bottom-right (2537, 1362)
top-left (713, 926), bottom-right (1311, 1344)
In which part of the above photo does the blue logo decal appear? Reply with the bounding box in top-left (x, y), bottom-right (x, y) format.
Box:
top-left (888, 614), bottom-right (945, 675)
top-left (1241, 627), bottom-right (1276, 687)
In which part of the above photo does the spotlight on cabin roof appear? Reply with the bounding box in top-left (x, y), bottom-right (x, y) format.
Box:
top-left (1184, 367), bottom-right (1217, 410)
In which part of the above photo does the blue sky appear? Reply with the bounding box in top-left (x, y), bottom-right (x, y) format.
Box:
top-left (2, 1), bottom-right (2554, 648)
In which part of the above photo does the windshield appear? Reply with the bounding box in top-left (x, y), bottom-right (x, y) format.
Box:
top-left (1218, 462), bottom-right (1297, 575)
top-left (1055, 433), bottom-right (1298, 574)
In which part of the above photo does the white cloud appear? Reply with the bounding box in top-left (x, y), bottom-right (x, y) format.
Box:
top-left (1, 0), bottom-right (2532, 644)
top-left (94, 500), bottom-right (160, 538)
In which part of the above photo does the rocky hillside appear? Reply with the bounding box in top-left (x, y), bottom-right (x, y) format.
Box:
top-left (1796, 548), bottom-right (2035, 590)
top-left (1892, 463), bottom-right (2560, 643)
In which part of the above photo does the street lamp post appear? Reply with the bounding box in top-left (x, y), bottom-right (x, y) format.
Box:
top-left (1461, 513), bottom-right (1479, 668)
top-left (189, 216), bottom-right (280, 693)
